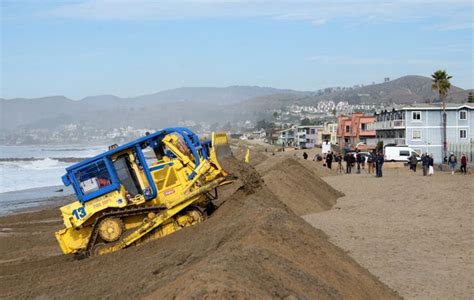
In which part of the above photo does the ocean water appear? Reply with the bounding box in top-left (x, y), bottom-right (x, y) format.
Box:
top-left (0, 145), bottom-right (106, 193)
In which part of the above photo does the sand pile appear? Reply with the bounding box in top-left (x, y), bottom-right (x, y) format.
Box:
top-left (0, 157), bottom-right (398, 299)
top-left (256, 156), bottom-right (344, 215)
top-left (231, 144), bottom-right (270, 167)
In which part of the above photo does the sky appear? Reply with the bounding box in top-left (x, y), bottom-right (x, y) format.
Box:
top-left (1, 0), bottom-right (473, 99)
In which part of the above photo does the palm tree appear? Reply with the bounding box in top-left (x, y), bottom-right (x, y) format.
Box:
top-left (431, 70), bottom-right (452, 161)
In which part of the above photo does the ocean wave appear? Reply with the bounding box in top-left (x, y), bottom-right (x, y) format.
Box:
top-left (0, 158), bottom-right (70, 170)
top-left (0, 157), bottom-right (85, 163)
top-left (20, 158), bottom-right (63, 170)
top-left (41, 147), bottom-right (97, 152)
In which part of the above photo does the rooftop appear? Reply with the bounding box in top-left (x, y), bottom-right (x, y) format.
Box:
top-left (376, 103), bottom-right (473, 113)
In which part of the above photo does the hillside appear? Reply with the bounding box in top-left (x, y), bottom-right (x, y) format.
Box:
top-left (304, 75), bottom-right (469, 104)
top-left (0, 76), bottom-right (471, 132)
top-left (0, 86), bottom-right (303, 130)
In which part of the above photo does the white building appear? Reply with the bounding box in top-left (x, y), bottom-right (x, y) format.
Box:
top-left (277, 125), bottom-right (322, 148)
top-left (371, 103), bottom-right (474, 163)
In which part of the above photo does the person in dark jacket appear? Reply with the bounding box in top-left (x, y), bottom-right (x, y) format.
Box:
top-left (448, 152), bottom-right (457, 175)
top-left (409, 153), bottom-right (418, 172)
top-left (356, 151), bottom-right (363, 174)
top-left (460, 153), bottom-right (468, 175)
top-left (421, 153), bottom-right (430, 176)
top-left (375, 151), bottom-right (384, 177)
top-left (336, 153), bottom-right (343, 173)
top-left (428, 154), bottom-right (434, 176)
top-left (303, 152), bottom-right (308, 160)
top-left (326, 151), bottom-right (333, 169)
top-left (344, 153), bottom-right (352, 174)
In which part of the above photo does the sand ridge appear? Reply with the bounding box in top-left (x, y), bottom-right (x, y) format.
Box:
top-left (0, 155), bottom-right (399, 299)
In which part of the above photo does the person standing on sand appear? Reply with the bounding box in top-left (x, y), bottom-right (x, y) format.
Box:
top-left (326, 151), bottom-right (333, 169)
top-left (375, 151), bottom-right (384, 177)
top-left (375, 153), bottom-right (379, 177)
top-left (336, 153), bottom-right (343, 173)
top-left (344, 153), bottom-right (352, 174)
top-left (460, 153), bottom-right (467, 175)
top-left (303, 152), bottom-right (308, 160)
top-left (448, 152), bottom-right (457, 175)
top-left (421, 153), bottom-right (429, 176)
top-left (356, 151), bottom-right (362, 174)
top-left (428, 154), bottom-right (434, 176)
top-left (367, 153), bottom-right (374, 174)
top-left (409, 152), bottom-right (418, 172)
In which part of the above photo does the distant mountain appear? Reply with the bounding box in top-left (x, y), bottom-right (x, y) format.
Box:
top-left (131, 86), bottom-right (306, 106)
top-left (303, 75), bottom-right (470, 104)
top-left (0, 86), bottom-right (304, 130)
top-left (0, 76), bottom-right (471, 132)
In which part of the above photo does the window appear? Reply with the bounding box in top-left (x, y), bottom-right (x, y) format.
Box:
top-left (75, 160), bottom-right (111, 195)
top-left (114, 155), bottom-right (141, 197)
top-left (412, 111), bottom-right (421, 121)
top-left (361, 123), bottom-right (367, 130)
top-left (345, 125), bottom-right (350, 133)
top-left (460, 129), bottom-right (467, 139)
top-left (412, 130), bottom-right (421, 140)
top-left (459, 110), bottom-right (467, 120)
top-left (400, 150), bottom-right (410, 156)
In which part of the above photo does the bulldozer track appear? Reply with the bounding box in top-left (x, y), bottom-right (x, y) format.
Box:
top-left (84, 197), bottom-right (216, 257)
top-left (85, 205), bottom-right (166, 257)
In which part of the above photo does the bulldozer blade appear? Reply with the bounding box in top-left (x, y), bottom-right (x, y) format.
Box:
top-left (210, 132), bottom-right (234, 175)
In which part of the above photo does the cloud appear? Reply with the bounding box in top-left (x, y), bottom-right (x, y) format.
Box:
top-left (311, 18), bottom-right (329, 27)
top-left (27, 0), bottom-right (474, 31)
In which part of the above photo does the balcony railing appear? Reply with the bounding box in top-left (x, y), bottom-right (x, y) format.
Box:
top-left (367, 120), bottom-right (405, 131)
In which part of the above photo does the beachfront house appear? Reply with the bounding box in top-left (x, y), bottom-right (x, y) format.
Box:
top-left (277, 125), bottom-right (321, 148)
top-left (370, 103), bottom-right (474, 163)
top-left (277, 127), bottom-right (296, 147)
top-left (337, 113), bottom-right (376, 149)
top-left (317, 122), bottom-right (338, 145)
top-left (296, 125), bottom-right (320, 148)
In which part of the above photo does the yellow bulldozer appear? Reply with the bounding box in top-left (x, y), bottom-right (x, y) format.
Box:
top-left (55, 128), bottom-right (232, 257)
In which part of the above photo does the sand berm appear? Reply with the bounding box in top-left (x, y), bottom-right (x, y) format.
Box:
top-left (0, 154), bottom-right (400, 299)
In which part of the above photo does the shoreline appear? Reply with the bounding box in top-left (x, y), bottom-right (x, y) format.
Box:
top-left (0, 185), bottom-right (73, 217)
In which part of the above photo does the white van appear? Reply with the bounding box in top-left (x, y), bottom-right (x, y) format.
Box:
top-left (384, 146), bottom-right (420, 162)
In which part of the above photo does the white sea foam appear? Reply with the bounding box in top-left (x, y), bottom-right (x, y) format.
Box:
top-left (18, 158), bottom-right (62, 170)
top-left (0, 145), bottom-right (106, 194)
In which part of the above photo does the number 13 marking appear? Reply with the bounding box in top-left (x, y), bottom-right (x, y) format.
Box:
top-left (72, 207), bottom-right (87, 219)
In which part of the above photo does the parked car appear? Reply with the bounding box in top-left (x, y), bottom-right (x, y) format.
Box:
top-left (384, 146), bottom-right (420, 162)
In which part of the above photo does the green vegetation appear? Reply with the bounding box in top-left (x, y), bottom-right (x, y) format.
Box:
top-left (431, 69), bottom-right (452, 159)
top-left (468, 91), bottom-right (474, 103)
top-left (376, 140), bottom-right (384, 152)
top-left (431, 70), bottom-right (452, 103)
top-left (300, 118), bottom-right (318, 126)
top-left (255, 119), bottom-right (275, 131)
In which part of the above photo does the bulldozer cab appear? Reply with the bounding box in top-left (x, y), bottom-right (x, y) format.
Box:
top-left (63, 147), bottom-right (155, 204)
top-left (61, 128), bottom-right (223, 205)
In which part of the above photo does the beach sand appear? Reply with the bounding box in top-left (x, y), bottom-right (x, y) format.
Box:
top-left (0, 148), bottom-right (471, 299)
top-left (0, 155), bottom-right (399, 299)
top-left (304, 167), bottom-right (474, 299)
